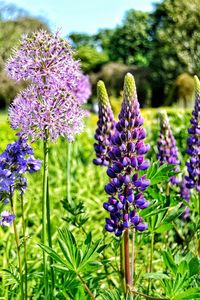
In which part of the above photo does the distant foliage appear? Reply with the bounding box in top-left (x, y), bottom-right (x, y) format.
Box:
top-left (170, 73), bottom-right (195, 108)
top-left (150, 0), bottom-right (200, 105)
top-left (0, 4), bottom-right (48, 108)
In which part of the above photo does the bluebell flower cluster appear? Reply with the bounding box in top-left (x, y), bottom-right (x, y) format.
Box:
top-left (185, 76), bottom-right (200, 192)
top-left (103, 74), bottom-right (150, 236)
top-left (93, 81), bottom-right (116, 166)
top-left (157, 111), bottom-right (180, 184)
top-left (0, 136), bottom-right (41, 227)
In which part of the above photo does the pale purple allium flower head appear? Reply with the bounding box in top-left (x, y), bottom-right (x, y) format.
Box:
top-left (6, 30), bottom-right (80, 93)
top-left (185, 76), bottom-right (200, 192)
top-left (73, 73), bottom-right (91, 104)
top-left (0, 210), bottom-right (15, 227)
top-left (9, 85), bottom-right (87, 141)
top-left (103, 74), bottom-right (150, 236)
top-left (6, 30), bottom-right (88, 141)
top-left (157, 111), bottom-right (180, 184)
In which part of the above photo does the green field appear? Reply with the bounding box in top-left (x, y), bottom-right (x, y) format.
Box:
top-left (0, 109), bottom-right (199, 299)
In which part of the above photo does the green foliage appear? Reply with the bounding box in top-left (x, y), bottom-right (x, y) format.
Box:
top-left (170, 73), bottom-right (195, 108)
top-left (145, 251), bottom-right (200, 299)
top-left (0, 108), bottom-right (199, 299)
top-left (107, 10), bottom-right (151, 66)
top-left (150, 0), bottom-right (200, 105)
top-left (75, 45), bottom-right (109, 73)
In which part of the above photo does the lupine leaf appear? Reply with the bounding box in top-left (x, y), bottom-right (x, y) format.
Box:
top-left (162, 251), bottom-right (177, 275)
top-left (147, 162), bottom-right (177, 185)
top-left (173, 288), bottom-right (200, 299)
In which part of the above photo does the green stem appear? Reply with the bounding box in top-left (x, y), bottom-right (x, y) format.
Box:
top-left (148, 233), bottom-right (154, 294)
top-left (150, 233), bottom-right (154, 274)
top-left (120, 239), bottom-right (125, 294)
top-left (47, 178), bottom-right (55, 295)
top-left (42, 130), bottom-right (49, 298)
top-left (124, 228), bottom-right (132, 297)
top-left (198, 193), bottom-right (200, 257)
top-left (131, 229), bottom-right (135, 300)
top-left (77, 274), bottom-right (96, 300)
top-left (67, 142), bottom-right (71, 204)
top-left (21, 194), bottom-right (27, 299)
top-left (10, 192), bottom-right (24, 299)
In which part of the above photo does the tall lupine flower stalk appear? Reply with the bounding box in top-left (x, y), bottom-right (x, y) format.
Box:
top-left (6, 30), bottom-right (88, 297)
top-left (0, 136), bottom-right (41, 299)
top-left (185, 76), bottom-right (200, 192)
top-left (180, 178), bottom-right (190, 220)
top-left (157, 111), bottom-right (180, 186)
top-left (93, 81), bottom-right (116, 167)
top-left (103, 73), bottom-right (150, 296)
top-left (185, 75), bottom-right (200, 257)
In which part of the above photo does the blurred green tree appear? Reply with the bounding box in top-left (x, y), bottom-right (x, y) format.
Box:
top-left (107, 10), bottom-right (151, 66)
top-left (150, 0), bottom-right (200, 106)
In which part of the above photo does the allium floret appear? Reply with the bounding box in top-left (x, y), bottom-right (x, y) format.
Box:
top-left (9, 85), bottom-right (87, 141)
top-left (157, 111), bottom-right (180, 184)
top-left (103, 73), bottom-right (150, 236)
top-left (6, 30), bottom-right (88, 142)
top-left (185, 76), bottom-right (200, 192)
top-left (6, 30), bottom-right (80, 93)
top-left (93, 81), bottom-right (116, 166)
top-left (73, 73), bottom-right (91, 104)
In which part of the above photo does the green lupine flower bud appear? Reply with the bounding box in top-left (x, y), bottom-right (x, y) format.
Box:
top-left (124, 73), bottom-right (137, 100)
top-left (93, 81), bottom-right (116, 167)
top-left (97, 80), bottom-right (111, 107)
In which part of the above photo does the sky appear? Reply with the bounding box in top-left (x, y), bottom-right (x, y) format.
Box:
top-left (3, 0), bottom-right (162, 35)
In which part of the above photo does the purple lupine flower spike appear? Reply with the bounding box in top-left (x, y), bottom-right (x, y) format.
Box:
top-left (0, 136), bottom-right (41, 205)
top-left (0, 210), bottom-right (15, 227)
top-left (103, 73), bottom-right (150, 236)
top-left (180, 178), bottom-right (190, 220)
top-left (93, 81), bottom-right (116, 167)
top-left (185, 76), bottom-right (200, 192)
top-left (157, 111), bottom-right (180, 184)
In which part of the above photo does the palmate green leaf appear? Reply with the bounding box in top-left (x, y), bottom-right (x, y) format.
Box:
top-left (164, 204), bottom-right (184, 223)
top-left (78, 238), bottom-right (106, 272)
top-left (147, 162), bottom-right (177, 185)
top-left (38, 243), bottom-right (71, 269)
top-left (173, 288), bottom-right (200, 300)
top-left (189, 257), bottom-right (200, 276)
top-left (42, 227), bottom-right (106, 275)
top-left (155, 223), bottom-right (173, 233)
top-left (58, 227), bottom-right (81, 271)
top-left (144, 272), bottom-right (170, 280)
top-left (100, 289), bottom-right (121, 300)
top-left (162, 251), bottom-right (177, 275)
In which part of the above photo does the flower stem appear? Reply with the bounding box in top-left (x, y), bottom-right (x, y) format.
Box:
top-left (198, 193), bottom-right (200, 257)
top-left (148, 232), bottom-right (155, 294)
top-left (77, 274), bottom-right (96, 300)
top-left (67, 142), bottom-right (71, 204)
top-left (120, 239), bottom-right (125, 294)
top-left (131, 229), bottom-right (135, 299)
top-left (46, 178), bottom-right (55, 294)
top-left (10, 193), bottom-right (24, 299)
top-left (124, 228), bottom-right (132, 298)
top-left (42, 130), bottom-right (49, 298)
top-left (21, 194), bottom-right (28, 299)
